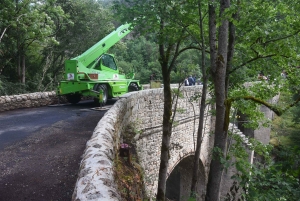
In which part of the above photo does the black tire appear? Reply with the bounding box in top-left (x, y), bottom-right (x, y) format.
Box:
top-left (66, 93), bottom-right (81, 104)
top-left (93, 84), bottom-right (108, 105)
top-left (128, 83), bottom-right (139, 92)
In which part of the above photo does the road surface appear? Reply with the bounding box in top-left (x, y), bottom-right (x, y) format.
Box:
top-left (0, 100), bottom-right (115, 201)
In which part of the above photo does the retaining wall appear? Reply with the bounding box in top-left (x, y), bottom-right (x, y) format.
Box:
top-left (0, 91), bottom-right (59, 112)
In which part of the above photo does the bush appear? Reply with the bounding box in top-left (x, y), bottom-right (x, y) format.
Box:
top-left (0, 76), bottom-right (28, 96)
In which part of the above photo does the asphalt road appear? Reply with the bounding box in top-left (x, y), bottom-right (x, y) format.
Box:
top-left (0, 100), bottom-right (115, 201)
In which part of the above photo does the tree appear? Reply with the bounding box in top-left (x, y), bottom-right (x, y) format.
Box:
top-left (2, 0), bottom-right (62, 83)
top-left (0, 0), bottom-right (68, 95)
top-left (205, 1), bottom-right (230, 200)
top-left (0, 0), bottom-right (113, 94)
top-left (205, 0), bottom-right (300, 199)
top-left (110, 35), bottom-right (161, 84)
top-left (0, 0), bottom-right (15, 76)
top-left (45, 0), bottom-right (115, 91)
top-left (113, 0), bottom-right (207, 200)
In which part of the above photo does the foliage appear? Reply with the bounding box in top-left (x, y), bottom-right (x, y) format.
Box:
top-left (229, 0), bottom-right (300, 84)
top-left (111, 34), bottom-right (201, 84)
top-left (1, 0), bottom-right (65, 84)
top-left (292, 92), bottom-right (300, 127)
top-left (245, 146), bottom-right (300, 201)
top-left (0, 0), bottom-right (115, 92)
top-left (228, 87), bottom-right (300, 199)
top-left (229, 80), bottom-right (282, 131)
top-left (210, 0), bottom-right (300, 198)
top-left (110, 35), bottom-right (161, 84)
top-left (263, 89), bottom-right (300, 200)
top-left (271, 90), bottom-right (300, 147)
top-left (0, 0), bottom-right (205, 92)
top-left (225, 132), bottom-right (300, 201)
top-left (0, 76), bottom-right (28, 95)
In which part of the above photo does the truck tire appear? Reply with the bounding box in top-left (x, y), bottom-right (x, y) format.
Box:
top-left (128, 83), bottom-right (139, 92)
top-left (66, 93), bottom-right (81, 104)
top-left (94, 84), bottom-right (108, 105)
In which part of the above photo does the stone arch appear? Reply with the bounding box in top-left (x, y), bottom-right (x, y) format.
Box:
top-left (168, 151), bottom-right (194, 174)
top-left (166, 155), bottom-right (206, 201)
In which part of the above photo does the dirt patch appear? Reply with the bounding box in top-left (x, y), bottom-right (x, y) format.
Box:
top-left (113, 124), bottom-right (148, 201)
top-left (0, 109), bottom-right (105, 201)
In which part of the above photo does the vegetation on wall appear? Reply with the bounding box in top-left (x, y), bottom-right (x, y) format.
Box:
top-left (114, 124), bottom-right (147, 201)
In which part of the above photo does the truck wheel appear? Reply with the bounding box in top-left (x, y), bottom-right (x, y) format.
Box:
top-left (94, 84), bottom-right (108, 105)
top-left (128, 83), bottom-right (139, 92)
top-left (66, 93), bottom-right (81, 104)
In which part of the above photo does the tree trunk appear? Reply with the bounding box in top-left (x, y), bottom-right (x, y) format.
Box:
top-left (0, 27), bottom-right (8, 43)
top-left (156, 41), bottom-right (173, 201)
top-left (206, 0), bottom-right (230, 200)
top-left (225, 0), bottom-right (239, 95)
top-left (191, 0), bottom-right (209, 197)
top-left (17, 54), bottom-right (21, 82)
top-left (22, 54), bottom-right (26, 84)
top-left (191, 81), bottom-right (208, 196)
top-left (16, 0), bottom-right (21, 83)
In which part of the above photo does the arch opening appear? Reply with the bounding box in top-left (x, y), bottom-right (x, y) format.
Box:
top-left (166, 155), bottom-right (206, 201)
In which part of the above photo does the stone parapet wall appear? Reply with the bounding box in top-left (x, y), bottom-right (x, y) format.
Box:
top-left (0, 84), bottom-right (180, 112)
top-left (71, 86), bottom-right (213, 200)
top-left (0, 91), bottom-right (59, 112)
top-left (142, 83), bottom-right (180, 90)
top-left (0, 83), bottom-right (184, 112)
top-left (71, 97), bottom-right (127, 201)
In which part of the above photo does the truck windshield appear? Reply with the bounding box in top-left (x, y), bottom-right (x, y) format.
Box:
top-left (101, 54), bottom-right (117, 70)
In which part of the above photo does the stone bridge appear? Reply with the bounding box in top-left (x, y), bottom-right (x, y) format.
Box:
top-left (71, 85), bottom-right (260, 201)
top-left (0, 85), bottom-right (276, 201)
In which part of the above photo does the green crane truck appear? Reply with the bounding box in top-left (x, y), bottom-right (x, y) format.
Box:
top-left (57, 23), bottom-right (142, 105)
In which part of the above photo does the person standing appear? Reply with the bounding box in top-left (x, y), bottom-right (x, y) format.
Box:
top-left (184, 77), bottom-right (189, 86)
top-left (192, 75), bottom-right (196, 85)
top-left (188, 75), bottom-right (194, 86)
top-left (150, 73), bottom-right (156, 81)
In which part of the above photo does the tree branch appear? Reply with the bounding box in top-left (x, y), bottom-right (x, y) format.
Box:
top-left (0, 28), bottom-right (8, 43)
top-left (229, 29), bottom-right (300, 74)
top-left (263, 30), bottom-right (300, 46)
top-left (229, 54), bottom-right (276, 74)
top-left (228, 95), bottom-right (300, 117)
